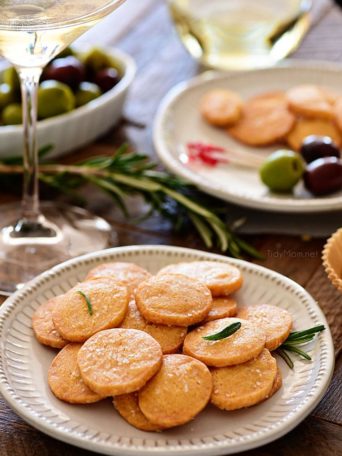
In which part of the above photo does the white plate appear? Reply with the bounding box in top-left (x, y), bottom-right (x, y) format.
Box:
top-left (154, 62), bottom-right (342, 213)
top-left (0, 48), bottom-right (136, 159)
top-left (0, 245), bottom-right (334, 455)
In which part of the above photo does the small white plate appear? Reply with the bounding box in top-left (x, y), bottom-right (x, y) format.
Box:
top-left (0, 48), bottom-right (136, 159)
top-left (0, 245), bottom-right (334, 455)
top-left (154, 62), bottom-right (342, 213)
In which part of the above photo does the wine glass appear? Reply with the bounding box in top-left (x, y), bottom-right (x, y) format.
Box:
top-left (0, 0), bottom-right (126, 294)
top-left (168, 0), bottom-right (311, 70)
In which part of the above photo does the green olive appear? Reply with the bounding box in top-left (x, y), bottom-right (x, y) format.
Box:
top-left (0, 83), bottom-right (15, 110)
top-left (259, 149), bottom-right (305, 193)
top-left (2, 103), bottom-right (22, 125)
top-left (3, 66), bottom-right (20, 93)
top-left (38, 80), bottom-right (75, 119)
top-left (75, 82), bottom-right (101, 107)
top-left (82, 47), bottom-right (114, 72)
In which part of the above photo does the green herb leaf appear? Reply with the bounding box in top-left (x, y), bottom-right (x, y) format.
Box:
top-left (276, 324), bottom-right (325, 368)
top-left (276, 348), bottom-right (294, 369)
top-left (202, 322), bottom-right (241, 341)
top-left (0, 145), bottom-right (263, 259)
top-left (280, 344), bottom-right (312, 361)
top-left (188, 212), bottom-right (213, 248)
top-left (286, 325), bottom-right (325, 341)
top-left (77, 291), bottom-right (93, 316)
top-left (233, 236), bottom-right (265, 260)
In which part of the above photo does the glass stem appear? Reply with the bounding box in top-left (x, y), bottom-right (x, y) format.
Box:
top-left (17, 67), bottom-right (42, 223)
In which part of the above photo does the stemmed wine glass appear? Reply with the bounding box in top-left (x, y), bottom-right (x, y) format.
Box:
top-left (0, 0), bottom-right (126, 294)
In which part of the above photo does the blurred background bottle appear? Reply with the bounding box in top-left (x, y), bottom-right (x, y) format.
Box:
top-left (168, 0), bottom-right (312, 70)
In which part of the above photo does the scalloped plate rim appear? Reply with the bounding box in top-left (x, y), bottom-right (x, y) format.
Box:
top-left (0, 245), bottom-right (335, 455)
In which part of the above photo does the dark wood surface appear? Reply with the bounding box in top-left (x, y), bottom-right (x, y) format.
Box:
top-left (0, 1), bottom-right (341, 455)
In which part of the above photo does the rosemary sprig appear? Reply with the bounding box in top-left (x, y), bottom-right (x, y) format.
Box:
top-left (276, 348), bottom-right (294, 369)
top-left (77, 291), bottom-right (93, 316)
top-left (285, 325), bottom-right (325, 342)
top-left (276, 325), bottom-right (325, 368)
top-left (0, 145), bottom-right (262, 259)
top-left (202, 322), bottom-right (241, 341)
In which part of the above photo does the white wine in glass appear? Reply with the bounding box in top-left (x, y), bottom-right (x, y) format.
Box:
top-left (0, 0), bottom-right (126, 294)
top-left (169, 0), bottom-right (311, 70)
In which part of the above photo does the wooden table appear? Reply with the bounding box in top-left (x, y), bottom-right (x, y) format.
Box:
top-left (0, 1), bottom-right (341, 455)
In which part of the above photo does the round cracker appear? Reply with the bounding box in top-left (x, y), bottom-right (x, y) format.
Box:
top-left (269, 367), bottom-right (282, 398)
top-left (203, 297), bottom-right (238, 323)
top-left (286, 85), bottom-right (334, 120)
top-left (121, 299), bottom-right (187, 354)
top-left (85, 262), bottom-right (151, 295)
top-left (32, 296), bottom-right (67, 348)
top-left (200, 89), bottom-right (243, 127)
top-left (227, 91), bottom-right (295, 146)
top-left (48, 343), bottom-right (103, 404)
top-left (113, 393), bottom-right (163, 431)
top-left (183, 317), bottom-right (265, 367)
top-left (238, 304), bottom-right (292, 351)
top-left (211, 348), bottom-right (277, 410)
top-left (52, 279), bottom-right (128, 342)
top-left (286, 118), bottom-right (341, 151)
top-left (139, 354), bottom-right (212, 428)
top-left (135, 274), bottom-right (212, 327)
top-left (250, 91), bottom-right (288, 103)
top-left (158, 261), bottom-right (243, 296)
top-left (77, 328), bottom-right (162, 396)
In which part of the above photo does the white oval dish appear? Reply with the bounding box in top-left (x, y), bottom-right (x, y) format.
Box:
top-left (0, 48), bottom-right (136, 159)
top-left (154, 61), bottom-right (342, 213)
top-left (0, 245), bottom-right (334, 455)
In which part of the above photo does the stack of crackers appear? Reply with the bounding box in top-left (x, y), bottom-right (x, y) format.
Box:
top-left (200, 84), bottom-right (342, 150)
top-left (32, 261), bottom-right (293, 431)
